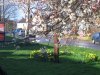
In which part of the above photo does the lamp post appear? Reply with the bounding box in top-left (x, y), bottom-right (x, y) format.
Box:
top-left (27, 0), bottom-right (30, 37)
top-left (3, 0), bottom-right (5, 42)
top-left (3, 0), bottom-right (5, 22)
top-left (0, 0), bottom-right (4, 22)
top-left (0, 6), bottom-right (1, 21)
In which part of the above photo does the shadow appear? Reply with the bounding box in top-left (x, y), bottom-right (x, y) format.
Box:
top-left (0, 42), bottom-right (15, 50)
top-left (0, 56), bottom-right (100, 75)
top-left (0, 66), bottom-right (7, 75)
top-left (0, 52), bottom-right (13, 58)
top-left (18, 43), bottom-right (53, 50)
top-left (0, 51), bottom-right (100, 75)
top-left (0, 42), bottom-right (53, 50)
top-left (0, 42), bottom-right (100, 75)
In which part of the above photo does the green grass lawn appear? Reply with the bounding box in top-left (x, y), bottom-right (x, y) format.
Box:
top-left (0, 42), bottom-right (100, 75)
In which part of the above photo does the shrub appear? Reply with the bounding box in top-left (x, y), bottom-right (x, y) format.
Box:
top-left (85, 53), bottom-right (98, 62)
top-left (29, 48), bottom-right (99, 63)
top-left (30, 50), bottom-right (54, 62)
top-left (65, 50), bottom-right (99, 62)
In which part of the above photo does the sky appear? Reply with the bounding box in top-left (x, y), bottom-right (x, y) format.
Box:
top-left (9, 9), bottom-right (25, 21)
top-left (9, 0), bottom-right (48, 21)
top-left (16, 9), bottom-right (25, 20)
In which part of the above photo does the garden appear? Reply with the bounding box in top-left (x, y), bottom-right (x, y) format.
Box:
top-left (0, 42), bottom-right (100, 75)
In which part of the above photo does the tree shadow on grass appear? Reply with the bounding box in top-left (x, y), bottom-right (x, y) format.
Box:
top-left (0, 42), bottom-right (100, 75)
top-left (0, 52), bottom-right (13, 59)
top-left (0, 53), bottom-right (100, 75)
top-left (19, 42), bottom-right (53, 50)
top-left (0, 42), bottom-right (53, 50)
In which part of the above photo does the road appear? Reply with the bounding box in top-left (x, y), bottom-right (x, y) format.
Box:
top-left (60, 39), bottom-right (100, 50)
top-left (35, 35), bottom-right (100, 50)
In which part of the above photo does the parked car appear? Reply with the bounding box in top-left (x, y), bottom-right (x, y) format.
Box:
top-left (91, 32), bottom-right (100, 44)
top-left (13, 28), bottom-right (25, 39)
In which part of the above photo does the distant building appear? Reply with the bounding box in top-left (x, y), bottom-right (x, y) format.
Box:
top-left (18, 17), bottom-right (47, 35)
top-left (17, 23), bottom-right (28, 30)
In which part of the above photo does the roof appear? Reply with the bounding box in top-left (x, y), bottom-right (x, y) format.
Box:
top-left (18, 18), bottom-right (26, 23)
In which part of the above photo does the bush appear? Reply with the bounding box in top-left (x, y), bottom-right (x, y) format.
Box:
top-left (29, 47), bottom-right (99, 63)
top-left (30, 50), bottom-right (54, 62)
top-left (65, 50), bottom-right (99, 62)
top-left (85, 53), bottom-right (98, 62)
